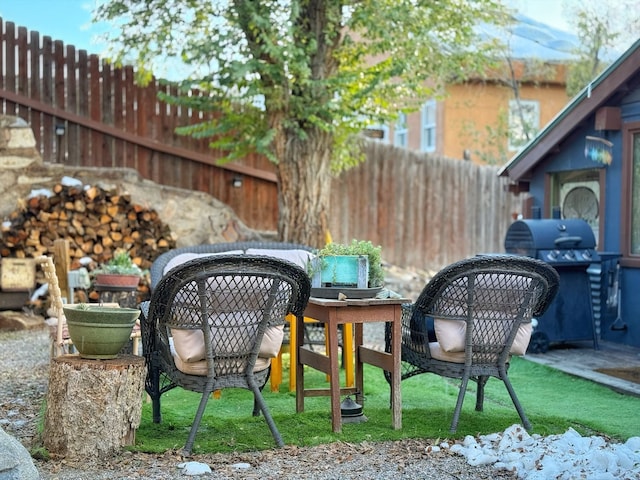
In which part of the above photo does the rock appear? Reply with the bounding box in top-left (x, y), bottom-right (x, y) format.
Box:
top-left (446, 424), bottom-right (640, 479)
top-left (176, 461), bottom-right (212, 476)
top-left (0, 312), bottom-right (45, 331)
top-left (0, 426), bottom-right (39, 480)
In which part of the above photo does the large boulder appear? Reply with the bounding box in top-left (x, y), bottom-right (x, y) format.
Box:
top-left (0, 426), bottom-right (39, 480)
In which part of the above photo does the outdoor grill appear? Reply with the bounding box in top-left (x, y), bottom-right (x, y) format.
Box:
top-left (504, 219), bottom-right (609, 353)
top-left (504, 218), bottom-right (599, 266)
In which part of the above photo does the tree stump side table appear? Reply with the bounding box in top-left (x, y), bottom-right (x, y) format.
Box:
top-left (43, 354), bottom-right (146, 460)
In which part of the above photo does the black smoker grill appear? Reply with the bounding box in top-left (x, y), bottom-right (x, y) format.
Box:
top-left (504, 218), bottom-right (608, 353)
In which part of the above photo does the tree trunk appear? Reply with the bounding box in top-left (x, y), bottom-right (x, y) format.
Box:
top-left (43, 355), bottom-right (146, 460)
top-left (277, 128), bottom-right (333, 248)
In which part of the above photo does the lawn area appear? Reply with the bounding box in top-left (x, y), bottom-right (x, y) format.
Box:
top-left (133, 355), bottom-right (640, 454)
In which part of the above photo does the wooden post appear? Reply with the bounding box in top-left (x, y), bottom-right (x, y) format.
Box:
top-left (43, 354), bottom-right (146, 460)
top-left (53, 239), bottom-right (71, 303)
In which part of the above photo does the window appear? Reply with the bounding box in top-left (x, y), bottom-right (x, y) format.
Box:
top-left (394, 113), bottom-right (408, 148)
top-left (508, 100), bottom-right (539, 151)
top-left (421, 100), bottom-right (436, 152)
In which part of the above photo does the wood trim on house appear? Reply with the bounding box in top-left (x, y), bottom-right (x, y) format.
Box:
top-left (620, 121), bottom-right (640, 268)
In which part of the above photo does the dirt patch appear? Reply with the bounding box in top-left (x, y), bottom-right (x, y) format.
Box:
top-left (595, 367), bottom-right (640, 384)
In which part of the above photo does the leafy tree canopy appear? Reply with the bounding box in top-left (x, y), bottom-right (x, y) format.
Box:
top-left (96, 0), bottom-right (507, 171)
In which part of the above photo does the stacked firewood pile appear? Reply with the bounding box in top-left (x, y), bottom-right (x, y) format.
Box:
top-left (0, 180), bottom-right (176, 272)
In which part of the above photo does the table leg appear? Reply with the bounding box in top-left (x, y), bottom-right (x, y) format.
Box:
top-left (295, 314), bottom-right (305, 413)
top-left (390, 310), bottom-right (402, 429)
top-left (344, 323), bottom-right (354, 387)
top-left (327, 317), bottom-right (342, 433)
top-left (289, 314), bottom-right (297, 392)
top-left (354, 323), bottom-right (364, 405)
top-left (271, 350), bottom-right (282, 392)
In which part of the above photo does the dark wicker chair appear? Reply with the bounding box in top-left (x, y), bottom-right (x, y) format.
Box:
top-left (150, 241), bottom-right (337, 379)
top-left (385, 255), bottom-right (559, 433)
top-left (139, 254), bottom-right (311, 453)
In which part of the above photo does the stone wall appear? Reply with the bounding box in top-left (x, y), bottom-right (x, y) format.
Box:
top-left (0, 115), bottom-right (272, 250)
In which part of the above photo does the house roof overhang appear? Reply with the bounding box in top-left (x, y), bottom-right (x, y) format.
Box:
top-left (498, 38), bottom-right (640, 183)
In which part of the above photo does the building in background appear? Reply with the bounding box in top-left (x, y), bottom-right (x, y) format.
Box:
top-left (375, 15), bottom-right (579, 165)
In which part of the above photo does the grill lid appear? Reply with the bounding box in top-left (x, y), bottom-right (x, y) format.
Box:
top-left (504, 219), bottom-right (598, 264)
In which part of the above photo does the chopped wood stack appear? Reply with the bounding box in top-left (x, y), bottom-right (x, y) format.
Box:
top-left (0, 181), bottom-right (177, 272)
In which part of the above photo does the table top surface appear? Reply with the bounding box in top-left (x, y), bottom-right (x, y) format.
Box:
top-left (307, 296), bottom-right (411, 307)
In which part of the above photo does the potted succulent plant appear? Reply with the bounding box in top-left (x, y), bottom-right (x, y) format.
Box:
top-left (63, 303), bottom-right (140, 359)
top-left (92, 251), bottom-right (144, 289)
top-left (310, 240), bottom-right (384, 298)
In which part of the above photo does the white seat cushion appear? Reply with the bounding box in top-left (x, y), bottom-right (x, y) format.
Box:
top-left (434, 318), bottom-right (532, 356)
top-left (163, 251), bottom-right (244, 276)
top-left (246, 248), bottom-right (315, 270)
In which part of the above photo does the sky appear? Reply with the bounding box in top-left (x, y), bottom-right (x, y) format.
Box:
top-left (0, 0), bottom-right (109, 55)
top-left (0, 0), bottom-right (575, 58)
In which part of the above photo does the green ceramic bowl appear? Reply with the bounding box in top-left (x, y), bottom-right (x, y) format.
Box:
top-left (63, 305), bottom-right (140, 324)
top-left (66, 319), bottom-right (137, 360)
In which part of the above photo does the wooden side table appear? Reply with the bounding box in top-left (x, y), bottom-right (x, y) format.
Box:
top-left (295, 296), bottom-right (410, 433)
top-left (94, 284), bottom-right (138, 308)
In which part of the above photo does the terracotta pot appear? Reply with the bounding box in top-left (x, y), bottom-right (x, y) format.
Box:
top-left (94, 273), bottom-right (140, 288)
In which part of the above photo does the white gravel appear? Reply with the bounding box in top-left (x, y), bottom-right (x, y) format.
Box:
top-left (449, 424), bottom-right (640, 480)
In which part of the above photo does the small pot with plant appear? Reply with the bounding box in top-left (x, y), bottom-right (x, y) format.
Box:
top-left (92, 251), bottom-right (144, 289)
top-left (310, 240), bottom-right (384, 298)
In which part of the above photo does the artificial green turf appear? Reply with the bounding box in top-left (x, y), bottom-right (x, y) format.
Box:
top-left (133, 355), bottom-right (640, 454)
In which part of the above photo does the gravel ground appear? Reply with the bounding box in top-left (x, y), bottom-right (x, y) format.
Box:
top-left (0, 326), bottom-right (517, 480)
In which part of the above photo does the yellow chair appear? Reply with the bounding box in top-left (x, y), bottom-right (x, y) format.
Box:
top-left (270, 314), bottom-right (354, 392)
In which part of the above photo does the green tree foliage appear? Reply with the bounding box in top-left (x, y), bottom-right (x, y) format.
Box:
top-left (565, 0), bottom-right (639, 97)
top-left (95, 0), bottom-right (507, 247)
top-left (566, 9), bottom-right (618, 97)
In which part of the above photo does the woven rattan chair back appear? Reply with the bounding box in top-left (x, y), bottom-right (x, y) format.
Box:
top-left (385, 255), bottom-right (559, 433)
top-left (140, 254), bottom-right (311, 454)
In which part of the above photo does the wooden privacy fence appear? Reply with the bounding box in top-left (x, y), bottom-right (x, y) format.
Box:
top-left (328, 141), bottom-right (527, 272)
top-left (0, 17), bottom-right (526, 274)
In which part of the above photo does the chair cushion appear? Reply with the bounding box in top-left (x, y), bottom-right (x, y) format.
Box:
top-left (433, 272), bottom-right (533, 356)
top-left (171, 324), bottom-right (284, 363)
top-left (434, 318), bottom-right (532, 356)
top-left (428, 342), bottom-right (466, 363)
top-left (163, 250), bottom-right (291, 375)
top-left (163, 251), bottom-right (244, 276)
top-left (172, 349), bottom-right (271, 375)
top-left (246, 248), bottom-right (315, 270)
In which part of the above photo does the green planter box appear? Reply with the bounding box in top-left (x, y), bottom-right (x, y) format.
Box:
top-left (312, 255), bottom-right (369, 288)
